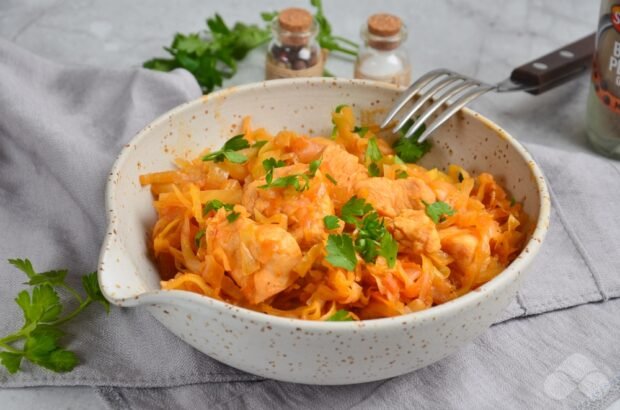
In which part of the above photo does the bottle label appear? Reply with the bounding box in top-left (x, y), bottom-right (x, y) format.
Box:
top-left (592, 4), bottom-right (620, 114)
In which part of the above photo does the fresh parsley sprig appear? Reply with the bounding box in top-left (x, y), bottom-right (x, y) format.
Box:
top-left (259, 158), bottom-right (322, 192)
top-left (144, 14), bottom-right (272, 93)
top-left (202, 134), bottom-right (264, 164)
top-left (262, 157), bottom-right (286, 185)
top-left (311, 0), bottom-right (359, 57)
top-left (324, 197), bottom-right (399, 271)
top-left (144, 1), bottom-right (358, 94)
top-left (0, 259), bottom-right (109, 374)
top-left (203, 199), bottom-right (240, 223)
top-left (392, 119), bottom-right (431, 163)
top-left (423, 200), bottom-right (456, 223)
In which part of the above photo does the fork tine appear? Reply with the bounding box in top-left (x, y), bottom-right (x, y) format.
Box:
top-left (393, 74), bottom-right (467, 133)
top-left (416, 85), bottom-right (495, 143)
top-left (403, 80), bottom-right (480, 139)
top-left (379, 69), bottom-right (453, 129)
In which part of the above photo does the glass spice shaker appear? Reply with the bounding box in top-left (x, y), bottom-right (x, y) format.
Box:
top-left (265, 8), bottom-right (324, 80)
top-left (586, 0), bottom-right (620, 158)
top-left (354, 13), bottom-right (411, 86)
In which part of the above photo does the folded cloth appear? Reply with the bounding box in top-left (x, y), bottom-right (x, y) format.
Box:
top-left (0, 38), bottom-right (618, 393)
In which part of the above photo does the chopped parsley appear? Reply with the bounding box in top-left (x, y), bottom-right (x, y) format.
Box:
top-left (259, 158), bottom-right (322, 192)
top-left (325, 234), bottom-right (357, 271)
top-left (262, 157), bottom-right (286, 184)
top-left (202, 134), bottom-right (250, 163)
top-left (368, 162), bottom-right (381, 177)
top-left (395, 169), bottom-right (409, 179)
top-left (325, 197), bottom-right (399, 270)
top-left (334, 104), bottom-right (347, 113)
top-left (392, 119), bottom-right (431, 163)
top-left (203, 199), bottom-right (239, 223)
top-left (423, 200), bottom-right (456, 223)
top-left (353, 126), bottom-right (369, 137)
top-left (323, 215), bottom-right (340, 230)
top-left (194, 229), bottom-right (205, 248)
top-left (326, 309), bottom-right (354, 321)
top-left (458, 172), bottom-right (464, 183)
top-left (325, 173), bottom-right (338, 185)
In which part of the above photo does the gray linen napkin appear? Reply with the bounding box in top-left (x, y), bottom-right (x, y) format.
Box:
top-left (0, 37), bottom-right (619, 402)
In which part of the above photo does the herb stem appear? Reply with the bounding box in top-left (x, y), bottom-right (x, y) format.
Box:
top-left (49, 299), bottom-right (92, 327)
top-left (332, 36), bottom-right (359, 48)
top-left (62, 284), bottom-right (84, 304)
top-left (0, 342), bottom-right (23, 355)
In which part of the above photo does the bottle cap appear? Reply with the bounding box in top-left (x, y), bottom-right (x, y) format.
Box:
top-left (278, 8), bottom-right (313, 33)
top-left (367, 13), bottom-right (402, 37)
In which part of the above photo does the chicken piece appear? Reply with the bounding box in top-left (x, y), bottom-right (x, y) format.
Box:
top-left (441, 232), bottom-right (479, 272)
top-left (390, 209), bottom-right (441, 255)
top-left (242, 163), bottom-right (335, 249)
top-left (206, 209), bottom-right (302, 304)
top-left (355, 177), bottom-right (436, 217)
top-left (288, 135), bottom-right (332, 163)
top-left (319, 144), bottom-right (368, 210)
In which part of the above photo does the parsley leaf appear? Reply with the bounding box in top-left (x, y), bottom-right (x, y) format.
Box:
top-left (395, 169), bottom-right (408, 179)
top-left (326, 309), bottom-right (354, 321)
top-left (392, 120), bottom-right (431, 163)
top-left (323, 215), bottom-right (340, 230)
top-left (82, 272), bottom-right (110, 313)
top-left (308, 158), bottom-right (322, 176)
top-left (366, 138), bottom-right (382, 162)
top-left (203, 199), bottom-right (234, 215)
top-left (378, 233), bottom-right (399, 267)
top-left (325, 173), bottom-right (337, 185)
top-left (0, 352), bottom-right (22, 374)
top-left (353, 126), bottom-right (369, 137)
top-left (1, 259), bottom-right (109, 375)
top-left (340, 196), bottom-right (373, 225)
top-left (252, 140), bottom-right (268, 149)
top-left (368, 163), bottom-right (381, 177)
top-left (202, 134), bottom-right (250, 163)
top-left (226, 211), bottom-right (241, 223)
top-left (203, 200), bottom-right (238, 223)
top-left (334, 104), bottom-right (347, 113)
top-left (423, 200), bottom-right (456, 223)
top-left (262, 157), bottom-right (286, 184)
top-left (260, 157), bottom-right (322, 192)
top-left (325, 234), bottom-right (357, 271)
top-left (194, 229), bottom-right (205, 248)
top-left (510, 196), bottom-right (516, 207)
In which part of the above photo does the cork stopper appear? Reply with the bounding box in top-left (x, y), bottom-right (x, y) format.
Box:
top-left (278, 8), bottom-right (313, 33)
top-left (367, 13), bottom-right (402, 37)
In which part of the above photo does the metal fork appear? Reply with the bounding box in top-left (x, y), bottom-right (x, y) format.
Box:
top-left (380, 33), bottom-right (595, 143)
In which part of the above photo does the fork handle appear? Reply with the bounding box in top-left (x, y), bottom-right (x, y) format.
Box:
top-left (510, 33), bottom-right (595, 95)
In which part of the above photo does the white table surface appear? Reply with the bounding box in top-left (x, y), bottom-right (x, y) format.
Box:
top-left (0, 0), bottom-right (606, 408)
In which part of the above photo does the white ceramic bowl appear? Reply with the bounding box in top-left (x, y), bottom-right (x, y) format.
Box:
top-left (98, 78), bottom-right (550, 385)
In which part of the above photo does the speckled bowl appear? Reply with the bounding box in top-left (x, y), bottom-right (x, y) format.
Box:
top-left (98, 77), bottom-right (550, 385)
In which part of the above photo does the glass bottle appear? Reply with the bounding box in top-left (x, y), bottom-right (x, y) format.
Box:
top-left (354, 13), bottom-right (411, 86)
top-left (586, 1), bottom-right (620, 158)
top-left (265, 8), bottom-right (323, 80)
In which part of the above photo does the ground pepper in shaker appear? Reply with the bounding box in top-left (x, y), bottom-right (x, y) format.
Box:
top-left (354, 13), bottom-right (411, 86)
top-left (586, 0), bottom-right (620, 158)
top-left (265, 8), bottom-right (324, 79)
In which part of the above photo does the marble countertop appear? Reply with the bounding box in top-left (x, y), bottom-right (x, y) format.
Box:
top-left (0, 0), bottom-right (602, 408)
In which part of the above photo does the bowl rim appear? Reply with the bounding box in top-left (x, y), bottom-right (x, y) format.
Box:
top-left (98, 77), bottom-right (550, 331)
